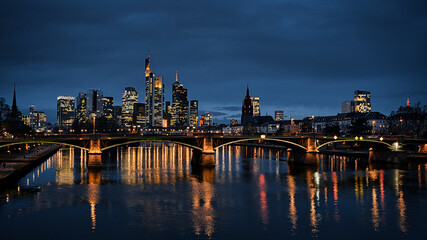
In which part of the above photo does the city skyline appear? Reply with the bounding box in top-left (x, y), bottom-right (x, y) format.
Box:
top-left (1, 0), bottom-right (427, 123)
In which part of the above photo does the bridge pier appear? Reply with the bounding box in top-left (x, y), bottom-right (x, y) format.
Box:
top-left (88, 138), bottom-right (102, 168)
top-left (287, 148), bottom-right (319, 165)
top-left (419, 144), bottom-right (427, 153)
top-left (368, 148), bottom-right (407, 164)
top-left (191, 138), bottom-right (215, 167)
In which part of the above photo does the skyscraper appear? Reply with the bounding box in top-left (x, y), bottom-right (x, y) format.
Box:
top-left (171, 72), bottom-right (189, 127)
top-left (102, 97), bottom-right (114, 119)
top-left (145, 52), bottom-right (164, 127)
top-left (133, 103), bottom-right (147, 126)
top-left (354, 90), bottom-right (371, 113)
top-left (190, 100), bottom-right (198, 127)
top-left (251, 97), bottom-right (260, 117)
top-left (122, 87), bottom-right (138, 127)
top-left (57, 96), bottom-right (75, 127)
top-left (241, 86), bottom-right (253, 124)
top-left (86, 89), bottom-right (104, 116)
top-left (76, 93), bottom-right (88, 123)
top-left (275, 110), bottom-right (284, 121)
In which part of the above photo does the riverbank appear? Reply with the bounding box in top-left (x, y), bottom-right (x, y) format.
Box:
top-left (0, 145), bottom-right (61, 188)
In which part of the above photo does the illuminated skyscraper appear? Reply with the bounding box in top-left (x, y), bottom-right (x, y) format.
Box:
top-left (145, 52), bottom-right (164, 127)
top-left (190, 100), bottom-right (198, 127)
top-left (133, 103), bottom-right (147, 126)
top-left (57, 96), bottom-right (75, 127)
top-left (165, 101), bottom-right (172, 127)
top-left (76, 93), bottom-right (88, 123)
top-left (122, 87), bottom-right (138, 127)
top-left (241, 86), bottom-right (253, 124)
top-left (27, 105), bottom-right (47, 132)
top-left (275, 110), bottom-right (284, 121)
top-left (354, 90), bottom-right (371, 113)
top-left (251, 97), bottom-right (260, 117)
top-left (102, 97), bottom-right (114, 119)
top-left (171, 72), bottom-right (189, 127)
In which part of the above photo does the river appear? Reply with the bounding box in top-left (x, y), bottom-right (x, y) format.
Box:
top-left (1, 142), bottom-right (427, 239)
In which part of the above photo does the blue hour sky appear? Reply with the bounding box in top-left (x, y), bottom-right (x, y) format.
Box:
top-left (1, 0), bottom-right (426, 123)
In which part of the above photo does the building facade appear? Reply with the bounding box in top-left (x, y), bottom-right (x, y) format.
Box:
top-left (251, 97), bottom-right (260, 117)
top-left (354, 90), bottom-right (371, 113)
top-left (189, 100), bottom-right (198, 127)
top-left (86, 89), bottom-right (104, 116)
top-left (121, 87), bottom-right (138, 127)
top-left (171, 73), bottom-right (189, 128)
top-left (57, 96), bottom-right (75, 127)
top-left (144, 53), bottom-right (164, 127)
top-left (275, 110), bottom-right (284, 121)
top-left (341, 100), bottom-right (355, 113)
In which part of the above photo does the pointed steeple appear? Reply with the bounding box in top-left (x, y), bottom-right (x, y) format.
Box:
top-left (246, 85), bottom-right (250, 97)
top-left (11, 83), bottom-right (18, 119)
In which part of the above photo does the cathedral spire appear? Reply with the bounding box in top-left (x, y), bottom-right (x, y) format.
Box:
top-left (246, 85), bottom-right (250, 97)
top-left (11, 83), bottom-right (18, 119)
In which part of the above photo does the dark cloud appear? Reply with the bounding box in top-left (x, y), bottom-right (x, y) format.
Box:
top-left (1, 0), bottom-right (426, 123)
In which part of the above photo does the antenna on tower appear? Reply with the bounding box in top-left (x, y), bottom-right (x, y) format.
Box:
top-left (176, 71), bottom-right (178, 82)
top-left (148, 49), bottom-right (150, 58)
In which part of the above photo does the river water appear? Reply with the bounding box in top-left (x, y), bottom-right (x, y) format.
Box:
top-left (1, 142), bottom-right (427, 239)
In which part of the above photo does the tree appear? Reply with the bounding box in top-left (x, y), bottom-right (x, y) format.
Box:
top-left (349, 118), bottom-right (370, 136)
top-left (389, 102), bottom-right (427, 138)
top-left (325, 124), bottom-right (340, 136)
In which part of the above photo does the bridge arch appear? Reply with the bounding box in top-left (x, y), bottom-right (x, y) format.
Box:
top-left (0, 141), bottom-right (90, 151)
top-left (317, 139), bottom-right (394, 150)
top-left (214, 138), bottom-right (307, 151)
top-left (101, 139), bottom-right (203, 152)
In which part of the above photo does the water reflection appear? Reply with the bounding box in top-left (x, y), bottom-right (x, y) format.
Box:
top-left (87, 168), bottom-right (101, 231)
top-left (191, 167), bottom-right (215, 237)
top-left (3, 144), bottom-right (427, 239)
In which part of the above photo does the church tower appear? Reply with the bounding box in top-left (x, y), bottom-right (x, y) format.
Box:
top-left (241, 86), bottom-right (253, 124)
top-left (11, 84), bottom-right (19, 119)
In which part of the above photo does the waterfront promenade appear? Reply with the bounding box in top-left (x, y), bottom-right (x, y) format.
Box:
top-left (0, 144), bottom-right (60, 187)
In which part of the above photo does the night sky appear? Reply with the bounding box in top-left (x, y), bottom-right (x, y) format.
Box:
top-left (1, 0), bottom-right (426, 124)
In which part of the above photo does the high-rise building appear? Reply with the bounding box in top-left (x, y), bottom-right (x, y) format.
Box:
top-left (204, 113), bottom-right (212, 126)
top-left (76, 93), bottom-right (88, 123)
top-left (354, 90), bottom-right (371, 113)
top-left (113, 106), bottom-right (122, 125)
top-left (133, 103), bottom-right (147, 126)
top-left (122, 87), bottom-right (138, 127)
top-left (251, 97), bottom-right (260, 117)
top-left (190, 100), bottom-right (198, 127)
top-left (164, 101), bottom-right (172, 127)
top-left (275, 110), bottom-right (284, 121)
top-left (341, 100), bottom-right (355, 113)
top-left (86, 89), bottom-right (104, 116)
top-left (144, 52), bottom-right (164, 127)
top-left (171, 72), bottom-right (189, 127)
top-left (57, 96), bottom-right (75, 127)
top-left (241, 86), bottom-right (253, 124)
top-left (102, 97), bottom-right (114, 119)
top-left (29, 110), bottom-right (47, 132)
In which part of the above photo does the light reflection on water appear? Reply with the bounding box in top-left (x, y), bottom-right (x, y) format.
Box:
top-left (1, 142), bottom-right (427, 239)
